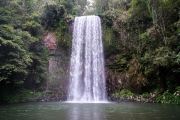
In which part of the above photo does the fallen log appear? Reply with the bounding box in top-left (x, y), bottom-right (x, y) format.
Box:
top-left (145, 89), bottom-right (165, 103)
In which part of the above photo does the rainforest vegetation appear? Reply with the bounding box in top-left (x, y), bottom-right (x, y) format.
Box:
top-left (0, 0), bottom-right (180, 104)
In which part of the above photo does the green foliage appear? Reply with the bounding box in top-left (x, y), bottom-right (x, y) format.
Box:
top-left (100, 0), bottom-right (180, 95)
top-left (3, 94), bottom-right (20, 103)
top-left (103, 26), bottom-right (119, 58)
top-left (111, 92), bottom-right (120, 98)
top-left (141, 92), bottom-right (150, 99)
top-left (0, 87), bottom-right (34, 103)
top-left (0, 0), bottom-right (77, 103)
top-left (176, 86), bottom-right (180, 91)
top-left (155, 91), bottom-right (180, 104)
top-left (0, 0), bottom-right (49, 103)
top-left (56, 19), bottom-right (71, 50)
top-left (120, 89), bottom-right (134, 98)
top-left (112, 89), bottom-right (134, 98)
top-left (0, 23), bottom-right (47, 85)
top-left (162, 91), bottom-right (175, 104)
top-left (127, 58), bottom-right (148, 91)
top-left (95, 0), bottom-right (109, 14)
top-left (19, 89), bottom-right (33, 101)
top-left (41, 3), bottom-right (72, 50)
top-left (41, 4), bottom-right (66, 30)
top-left (155, 94), bottom-right (163, 103)
top-left (140, 32), bottom-right (149, 40)
top-left (23, 13), bottom-right (43, 37)
top-left (0, 23), bottom-right (35, 84)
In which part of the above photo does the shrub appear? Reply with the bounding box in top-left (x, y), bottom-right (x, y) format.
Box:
top-left (120, 89), bottom-right (134, 98)
top-left (19, 89), bottom-right (33, 101)
top-left (142, 92), bottom-right (150, 99)
top-left (155, 91), bottom-right (180, 104)
top-left (176, 86), bottom-right (180, 91)
top-left (111, 92), bottom-right (120, 98)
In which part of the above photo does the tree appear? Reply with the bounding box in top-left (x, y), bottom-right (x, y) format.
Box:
top-left (0, 0), bottom-right (48, 90)
top-left (100, 0), bottom-right (180, 94)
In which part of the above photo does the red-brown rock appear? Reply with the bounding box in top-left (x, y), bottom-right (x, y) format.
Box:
top-left (42, 32), bottom-right (57, 54)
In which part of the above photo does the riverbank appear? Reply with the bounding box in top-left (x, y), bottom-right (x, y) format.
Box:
top-left (110, 89), bottom-right (180, 104)
top-left (1, 88), bottom-right (180, 104)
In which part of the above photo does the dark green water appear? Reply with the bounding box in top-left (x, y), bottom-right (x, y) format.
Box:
top-left (0, 102), bottom-right (180, 120)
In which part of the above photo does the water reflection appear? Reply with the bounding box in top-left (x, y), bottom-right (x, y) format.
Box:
top-left (66, 102), bottom-right (180, 120)
top-left (68, 103), bottom-right (106, 120)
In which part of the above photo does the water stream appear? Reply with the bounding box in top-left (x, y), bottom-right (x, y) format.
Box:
top-left (68, 16), bottom-right (106, 102)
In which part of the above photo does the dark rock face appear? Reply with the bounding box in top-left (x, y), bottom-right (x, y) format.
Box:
top-left (105, 68), bottom-right (128, 97)
top-left (42, 32), bottom-right (70, 99)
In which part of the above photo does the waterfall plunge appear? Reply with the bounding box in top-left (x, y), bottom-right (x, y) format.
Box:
top-left (68, 16), bottom-right (106, 102)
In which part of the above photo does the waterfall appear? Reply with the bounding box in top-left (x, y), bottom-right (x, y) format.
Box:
top-left (67, 15), bottom-right (106, 102)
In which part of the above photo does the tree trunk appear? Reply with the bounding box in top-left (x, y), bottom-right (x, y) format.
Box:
top-left (145, 89), bottom-right (165, 103)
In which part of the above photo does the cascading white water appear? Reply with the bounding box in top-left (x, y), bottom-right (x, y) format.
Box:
top-left (68, 15), bottom-right (106, 102)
